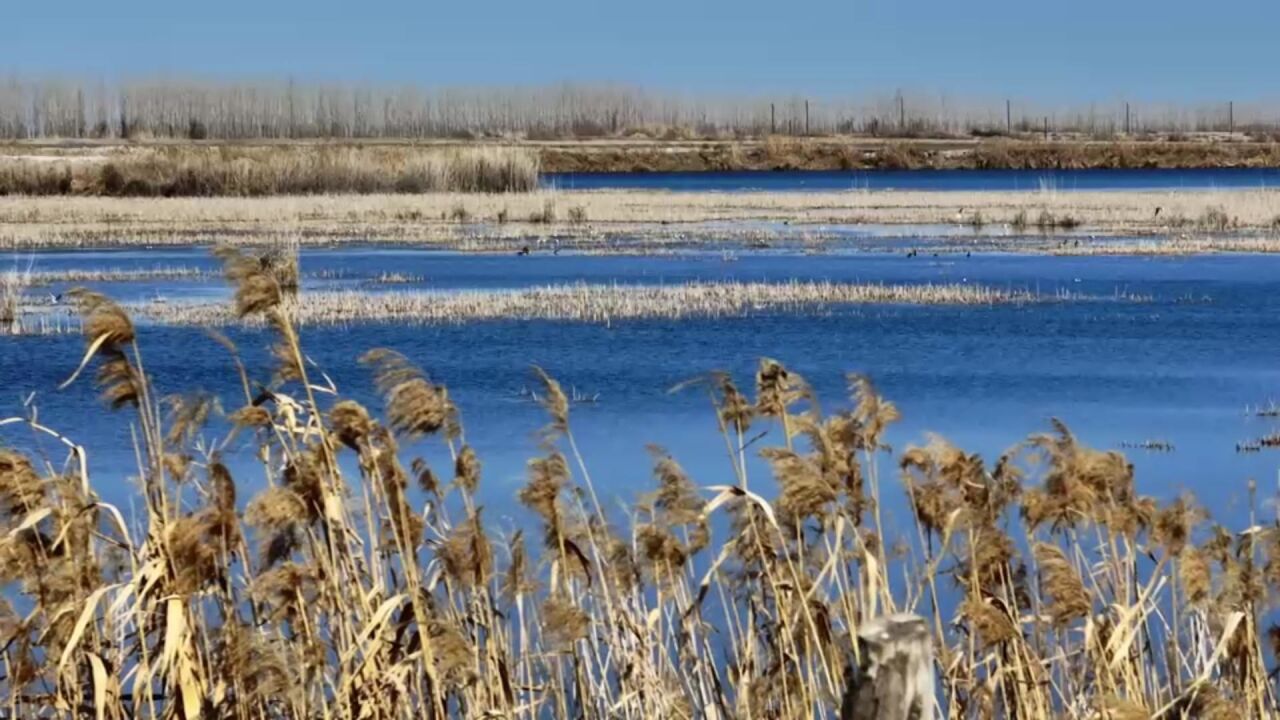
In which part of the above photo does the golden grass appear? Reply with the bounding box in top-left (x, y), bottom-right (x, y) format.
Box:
top-left (136, 280), bottom-right (1033, 327)
top-left (4, 188), bottom-right (1280, 252)
top-left (0, 145), bottom-right (540, 196)
top-left (0, 253), bottom-right (1276, 718)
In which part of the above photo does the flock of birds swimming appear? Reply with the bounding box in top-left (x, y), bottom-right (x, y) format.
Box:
top-left (517, 237), bottom-right (563, 256)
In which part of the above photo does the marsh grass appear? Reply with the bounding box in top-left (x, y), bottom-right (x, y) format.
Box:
top-left (0, 146), bottom-right (540, 196)
top-left (22, 266), bottom-right (211, 285)
top-left (1, 253), bottom-right (1277, 718)
top-left (137, 280), bottom-right (1035, 327)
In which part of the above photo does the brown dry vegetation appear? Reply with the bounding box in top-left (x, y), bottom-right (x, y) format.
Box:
top-left (0, 247), bottom-right (1278, 718)
top-left (538, 136), bottom-right (1280, 172)
top-left (0, 145), bottom-right (539, 196)
top-left (4, 138), bottom-right (1280, 189)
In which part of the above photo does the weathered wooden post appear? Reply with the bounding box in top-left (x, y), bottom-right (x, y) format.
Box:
top-left (841, 613), bottom-right (937, 720)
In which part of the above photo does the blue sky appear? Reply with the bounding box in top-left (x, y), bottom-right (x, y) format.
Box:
top-left (6, 0), bottom-right (1278, 102)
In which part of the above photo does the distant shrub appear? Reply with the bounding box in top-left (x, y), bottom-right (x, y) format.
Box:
top-left (1199, 207), bottom-right (1231, 232)
top-left (567, 205), bottom-right (588, 224)
top-left (530, 199), bottom-right (557, 224)
top-left (100, 163), bottom-right (125, 195)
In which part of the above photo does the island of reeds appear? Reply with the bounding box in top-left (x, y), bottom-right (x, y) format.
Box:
top-left (133, 280), bottom-right (1034, 328)
top-left (0, 244), bottom-right (1275, 719)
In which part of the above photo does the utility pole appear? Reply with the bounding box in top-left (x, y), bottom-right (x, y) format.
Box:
top-left (1125, 102), bottom-right (1130, 135)
top-left (1006, 99), bottom-right (1012, 134)
top-left (805, 100), bottom-right (810, 135)
top-left (1229, 101), bottom-right (1234, 134)
top-left (1043, 116), bottom-right (1049, 140)
top-left (771, 103), bottom-right (776, 134)
top-left (898, 94), bottom-right (905, 132)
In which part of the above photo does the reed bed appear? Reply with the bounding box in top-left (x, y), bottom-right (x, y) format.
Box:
top-left (5, 188), bottom-right (1280, 252)
top-left (1045, 235), bottom-right (1280, 256)
top-left (20, 266), bottom-right (212, 284)
top-left (0, 145), bottom-right (540, 196)
top-left (138, 280), bottom-right (1033, 327)
top-left (0, 248), bottom-right (1276, 719)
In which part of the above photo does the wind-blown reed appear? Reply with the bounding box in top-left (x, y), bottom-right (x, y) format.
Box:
top-left (0, 252), bottom-right (1275, 718)
top-left (137, 280), bottom-right (1033, 326)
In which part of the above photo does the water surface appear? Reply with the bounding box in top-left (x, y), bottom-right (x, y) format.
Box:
top-left (545, 167), bottom-right (1280, 192)
top-left (2, 249), bottom-right (1278, 529)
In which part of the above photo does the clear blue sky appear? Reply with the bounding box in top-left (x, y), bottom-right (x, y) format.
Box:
top-left (6, 0), bottom-right (1278, 102)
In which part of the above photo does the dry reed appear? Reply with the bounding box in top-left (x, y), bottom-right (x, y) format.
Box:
top-left (137, 280), bottom-right (1033, 327)
top-left (0, 145), bottom-right (539, 196)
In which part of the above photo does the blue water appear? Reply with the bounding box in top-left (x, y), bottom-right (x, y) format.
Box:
top-left (2, 248), bottom-right (1279, 533)
top-left (544, 167), bottom-right (1280, 192)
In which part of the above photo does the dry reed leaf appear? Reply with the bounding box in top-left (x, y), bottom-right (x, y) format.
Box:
top-left (1095, 694), bottom-right (1151, 720)
top-left (703, 484), bottom-right (779, 531)
top-left (57, 583), bottom-right (119, 674)
top-left (160, 596), bottom-right (187, 675)
top-left (343, 594), bottom-right (407, 667)
top-left (1196, 611), bottom-right (1246, 684)
top-left (88, 652), bottom-right (109, 720)
top-left (1103, 575), bottom-right (1168, 671)
top-left (6, 507), bottom-right (51, 539)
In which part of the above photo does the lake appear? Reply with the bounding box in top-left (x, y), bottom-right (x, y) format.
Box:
top-left (544, 167), bottom-right (1280, 192)
top-left (2, 246), bottom-right (1278, 532)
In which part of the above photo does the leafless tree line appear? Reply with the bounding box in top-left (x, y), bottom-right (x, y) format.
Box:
top-left (2, 77), bottom-right (1276, 140)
